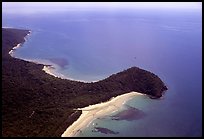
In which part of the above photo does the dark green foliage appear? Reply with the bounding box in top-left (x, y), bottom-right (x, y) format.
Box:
top-left (2, 28), bottom-right (167, 137)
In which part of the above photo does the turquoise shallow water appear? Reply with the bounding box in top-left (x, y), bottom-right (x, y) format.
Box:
top-left (3, 8), bottom-right (202, 137)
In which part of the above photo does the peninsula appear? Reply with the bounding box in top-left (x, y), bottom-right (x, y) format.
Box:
top-left (2, 28), bottom-right (167, 137)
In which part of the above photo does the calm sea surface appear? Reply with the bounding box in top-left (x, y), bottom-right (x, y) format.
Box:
top-left (3, 9), bottom-right (202, 137)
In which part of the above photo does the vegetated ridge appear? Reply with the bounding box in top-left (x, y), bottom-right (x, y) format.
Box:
top-left (2, 28), bottom-right (167, 137)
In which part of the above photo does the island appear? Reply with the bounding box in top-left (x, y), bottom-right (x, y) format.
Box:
top-left (2, 28), bottom-right (168, 137)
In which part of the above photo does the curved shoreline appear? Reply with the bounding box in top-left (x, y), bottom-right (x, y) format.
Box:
top-left (7, 30), bottom-right (71, 81)
top-left (8, 31), bottom-right (31, 57)
top-left (42, 65), bottom-right (68, 80)
top-left (7, 40), bottom-right (143, 137)
top-left (8, 31), bottom-right (99, 83)
top-left (41, 63), bottom-right (102, 83)
top-left (3, 28), bottom-right (167, 137)
top-left (61, 91), bottom-right (144, 137)
top-left (7, 29), bottom-right (142, 137)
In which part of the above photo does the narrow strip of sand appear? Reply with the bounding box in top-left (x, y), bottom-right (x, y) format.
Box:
top-left (42, 62), bottom-right (72, 79)
top-left (42, 65), bottom-right (99, 83)
top-left (61, 91), bottom-right (144, 137)
top-left (42, 66), bottom-right (59, 78)
top-left (8, 31), bottom-right (31, 57)
top-left (7, 29), bottom-right (99, 83)
top-left (8, 43), bottom-right (21, 56)
top-left (6, 30), bottom-right (66, 80)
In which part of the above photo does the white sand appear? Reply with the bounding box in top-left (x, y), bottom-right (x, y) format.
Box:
top-left (13, 43), bottom-right (21, 50)
top-left (42, 65), bottom-right (98, 83)
top-left (42, 63), bottom-right (69, 80)
top-left (42, 66), bottom-right (59, 78)
top-left (8, 50), bottom-right (14, 56)
top-left (8, 31), bottom-right (31, 57)
top-left (8, 43), bottom-right (21, 56)
top-left (6, 30), bottom-right (145, 137)
top-left (6, 30), bottom-right (66, 80)
top-left (61, 91), bottom-right (144, 137)
top-left (6, 30), bottom-right (100, 83)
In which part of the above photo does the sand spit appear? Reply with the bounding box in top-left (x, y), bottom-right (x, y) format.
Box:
top-left (61, 91), bottom-right (144, 137)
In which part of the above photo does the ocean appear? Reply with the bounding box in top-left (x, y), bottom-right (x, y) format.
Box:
top-left (2, 8), bottom-right (202, 137)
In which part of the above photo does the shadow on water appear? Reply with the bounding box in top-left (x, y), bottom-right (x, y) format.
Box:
top-left (90, 105), bottom-right (145, 135)
top-left (110, 105), bottom-right (146, 121)
top-left (92, 127), bottom-right (119, 135)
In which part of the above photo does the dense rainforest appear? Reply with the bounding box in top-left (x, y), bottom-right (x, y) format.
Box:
top-left (2, 28), bottom-right (167, 137)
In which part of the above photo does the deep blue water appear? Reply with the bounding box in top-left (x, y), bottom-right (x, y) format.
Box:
top-left (3, 9), bottom-right (202, 137)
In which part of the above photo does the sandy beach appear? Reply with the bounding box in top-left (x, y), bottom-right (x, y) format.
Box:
top-left (61, 91), bottom-right (144, 137)
top-left (42, 66), bottom-right (56, 77)
top-left (6, 29), bottom-right (98, 83)
top-left (8, 43), bottom-right (21, 56)
top-left (42, 65), bottom-right (60, 78)
top-left (8, 31), bottom-right (31, 57)
top-left (6, 30), bottom-right (66, 80)
top-left (42, 64), bottom-right (99, 83)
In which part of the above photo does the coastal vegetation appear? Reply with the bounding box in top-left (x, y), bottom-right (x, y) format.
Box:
top-left (2, 28), bottom-right (167, 137)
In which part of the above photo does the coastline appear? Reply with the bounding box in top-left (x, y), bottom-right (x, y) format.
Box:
top-left (6, 30), bottom-right (67, 80)
top-left (3, 28), bottom-right (168, 137)
top-left (8, 43), bottom-right (21, 56)
top-left (42, 66), bottom-right (58, 78)
top-left (41, 63), bottom-right (100, 82)
top-left (8, 31), bottom-right (31, 57)
top-left (6, 28), bottom-right (101, 83)
top-left (61, 91), bottom-right (144, 137)
top-left (42, 64), bottom-right (99, 83)
top-left (42, 65), bottom-right (66, 79)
